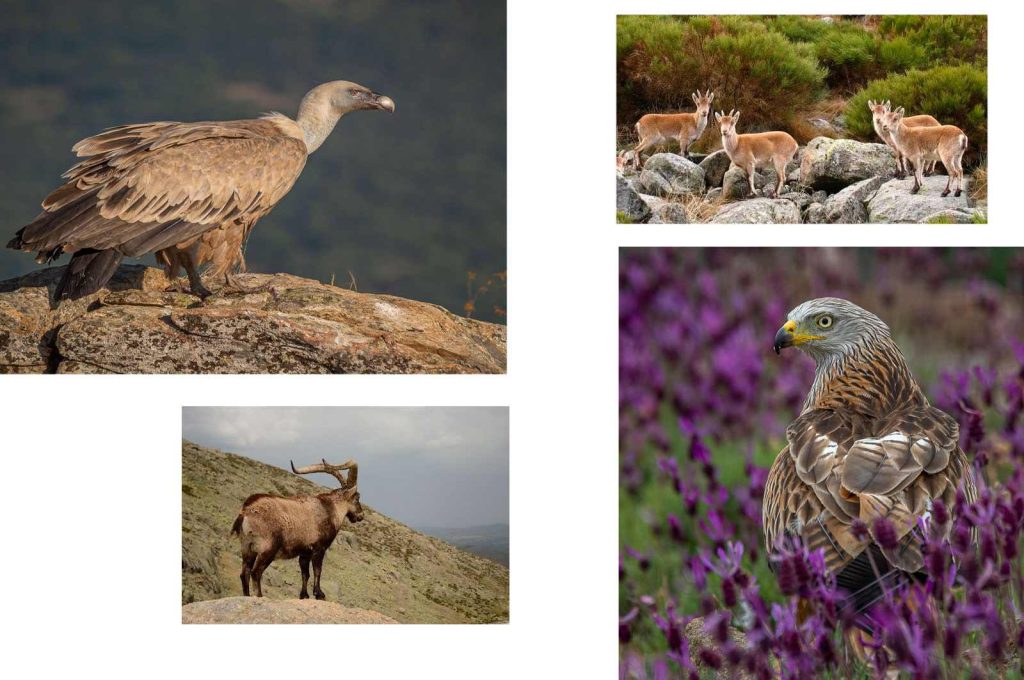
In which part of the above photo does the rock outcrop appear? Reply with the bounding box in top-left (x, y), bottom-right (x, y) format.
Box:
top-left (711, 198), bottom-right (802, 224)
top-left (699, 150), bottom-right (732, 189)
top-left (800, 137), bottom-right (897, 191)
top-left (182, 597), bottom-right (399, 624)
top-left (617, 173), bottom-right (651, 222)
top-left (820, 176), bottom-right (886, 223)
top-left (0, 266), bottom-right (506, 374)
top-left (637, 153), bottom-right (705, 198)
top-left (867, 176), bottom-right (978, 223)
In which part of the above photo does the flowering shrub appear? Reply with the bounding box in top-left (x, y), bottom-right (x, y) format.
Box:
top-left (620, 248), bottom-right (1024, 677)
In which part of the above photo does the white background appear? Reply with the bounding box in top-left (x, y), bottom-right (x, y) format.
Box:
top-left (1, 1), bottom-right (1018, 678)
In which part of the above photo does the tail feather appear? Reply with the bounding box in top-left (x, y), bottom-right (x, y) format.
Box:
top-left (55, 249), bottom-right (124, 301)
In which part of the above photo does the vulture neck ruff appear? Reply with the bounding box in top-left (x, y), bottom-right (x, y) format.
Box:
top-left (295, 91), bottom-right (346, 154)
top-left (803, 334), bottom-right (924, 416)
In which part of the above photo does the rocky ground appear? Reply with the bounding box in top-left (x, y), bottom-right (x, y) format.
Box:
top-left (182, 597), bottom-right (399, 624)
top-left (0, 265), bottom-right (506, 373)
top-left (617, 136), bottom-right (986, 224)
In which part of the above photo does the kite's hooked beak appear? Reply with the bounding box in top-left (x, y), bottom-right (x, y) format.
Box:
top-left (773, 320), bottom-right (797, 355)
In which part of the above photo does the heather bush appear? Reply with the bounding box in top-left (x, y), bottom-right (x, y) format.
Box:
top-left (846, 65), bottom-right (988, 161)
top-left (878, 15), bottom-right (988, 67)
top-left (620, 248), bottom-right (1024, 677)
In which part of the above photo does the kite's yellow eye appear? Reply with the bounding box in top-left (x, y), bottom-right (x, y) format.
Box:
top-left (817, 315), bottom-right (834, 329)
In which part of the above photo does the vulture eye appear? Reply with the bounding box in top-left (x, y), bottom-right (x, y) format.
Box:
top-left (816, 315), bottom-right (834, 329)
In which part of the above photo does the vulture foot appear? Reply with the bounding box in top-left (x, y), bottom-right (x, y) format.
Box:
top-left (210, 273), bottom-right (274, 297)
top-left (165, 278), bottom-right (213, 299)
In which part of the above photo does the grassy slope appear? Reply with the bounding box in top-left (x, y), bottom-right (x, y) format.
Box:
top-left (181, 440), bottom-right (509, 623)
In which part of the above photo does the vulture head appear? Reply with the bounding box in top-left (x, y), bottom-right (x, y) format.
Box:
top-left (309, 80), bottom-right (395, 114)
top-left (773, 297), bottom-right (891, 359)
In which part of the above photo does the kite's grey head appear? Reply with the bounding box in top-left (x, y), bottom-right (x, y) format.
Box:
top-left (303, 80), bottom-right (395, 116)
top-left (773, 297), bottom-right (891, 360)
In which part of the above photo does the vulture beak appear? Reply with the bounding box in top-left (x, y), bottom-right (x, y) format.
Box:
top-left (773, 320), bottom-right (797, 355)
top-left (374, 94), bottom-right (395, 112)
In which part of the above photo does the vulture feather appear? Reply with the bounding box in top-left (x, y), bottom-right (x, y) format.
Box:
top-left (7, 81), bottom-right (394, 300)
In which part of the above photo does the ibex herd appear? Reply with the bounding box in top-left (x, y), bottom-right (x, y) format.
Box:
top-left (623, 90), bottom-right (969, 198)
top-left (231, 458), bottom-right (364, 601)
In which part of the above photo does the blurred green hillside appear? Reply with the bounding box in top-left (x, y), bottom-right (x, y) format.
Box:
top-left (0, 0), bottom-right (506, 322)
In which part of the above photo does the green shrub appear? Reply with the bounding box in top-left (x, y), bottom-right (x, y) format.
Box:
top-left (878, 15), bottom-right (988, 66)
top-left (617, 15), bottom-right (825, 145)
top-left (846, 65), bottom-right (988, 161)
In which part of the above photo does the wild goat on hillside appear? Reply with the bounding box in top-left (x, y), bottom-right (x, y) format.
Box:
top-left (629, 90), bottom-right (715, 170)
top-left (868, 99), bottom-right (939, 177)
top-left (231, 459), bottom-right (364, 600)
top-left (715, 109), bottom-right (799, 198)
top-left (881, 106), bottom-right (968, 197)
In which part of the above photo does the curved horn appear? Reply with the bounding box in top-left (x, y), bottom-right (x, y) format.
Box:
top-left (290, 458), bottom-right (358, 488)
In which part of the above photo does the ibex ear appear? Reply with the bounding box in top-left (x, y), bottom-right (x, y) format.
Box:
top-left (692, 92), bottom-right (699, 105)
top-left (734, 110), bottom-right (740, 123)
top-left (867, 99), bottom-right (874, 109)
top-left (708, 91), bottom-right (715, 103)
top-left (884, 100), bottom-right (891, 110)
top-left (714, 112), bottom-right (722, 123)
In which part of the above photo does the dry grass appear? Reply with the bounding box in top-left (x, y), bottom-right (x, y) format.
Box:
top-left (970, 162), bottom-right (987, 203)
top-left (674, 192), bottom-right (727, 223)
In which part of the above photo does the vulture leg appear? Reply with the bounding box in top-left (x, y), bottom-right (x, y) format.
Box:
top-left (180, 253), bottom-right (213, 299)
top-left (211, 271), bottom-right (274, 297)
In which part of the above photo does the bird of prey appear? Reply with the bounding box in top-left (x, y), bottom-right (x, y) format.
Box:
top-left (763, 298), bottom-right (976, 618)
top-left (7, 81), bottom-right (395, 301)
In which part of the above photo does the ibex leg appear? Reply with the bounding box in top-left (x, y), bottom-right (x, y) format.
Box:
top-left (251, 550), bottom-right (276, 598)
top-left (312, 551), bottom-right (327, 600)
top-left (299, 553), bottom-right (312, 599)
top-left (240, 553), bottom-right (256, 597)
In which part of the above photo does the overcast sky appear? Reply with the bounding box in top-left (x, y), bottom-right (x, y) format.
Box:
top-left (182, 407), bottom-right (508, 528)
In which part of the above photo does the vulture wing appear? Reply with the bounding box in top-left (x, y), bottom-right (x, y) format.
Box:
top-left (9, 119), bottom-right (307, 298)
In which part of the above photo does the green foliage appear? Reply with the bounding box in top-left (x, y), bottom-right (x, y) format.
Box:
top-left (878, 15), bottom-right (988, 66)
top-left (618, 16), bottom-right (825, 141)
top-left (846, 65), bottom-right (988, 159)
top-left (617, 211), bottom-right (636, 224)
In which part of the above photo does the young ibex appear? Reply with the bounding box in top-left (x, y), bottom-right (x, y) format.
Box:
top-left (630, 90), bottom-right (715, 169)
top-left (881, 107), bottom-right (968, 197)
top-left (715, 109), bottom-right (799, 197)
top-left (231, 458), bottom-right (364, 600)
top-left (868, 99), bottom-right (939, 177)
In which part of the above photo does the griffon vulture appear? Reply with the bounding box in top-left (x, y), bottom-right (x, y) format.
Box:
top-left (6, 81), bottom-right (394, 300)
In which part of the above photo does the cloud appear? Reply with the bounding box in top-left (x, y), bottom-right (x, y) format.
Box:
top-left (182, 406), bottom-right (509, 527)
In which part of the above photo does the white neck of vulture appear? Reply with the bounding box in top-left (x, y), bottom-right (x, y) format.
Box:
top-left (295, 95), bottom-right (347, 155)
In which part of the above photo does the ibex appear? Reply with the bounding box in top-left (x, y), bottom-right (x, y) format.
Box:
top-left (868, 99), bottom-right (939, 177)
top-left (715, 109), bottom-right (799, 197)
top-left (881, 107), bottom-right (968, 197)
top-left (630, 90), bottom-right (715, 170)
top-left (230, 459), bottom-right (364, 600)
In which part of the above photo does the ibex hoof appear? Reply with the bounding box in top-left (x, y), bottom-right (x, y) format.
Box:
top-left (299, 591), bottom-right (309, 599)
top-left (955, 190), bottom-right (962, 197)
top-left (941, 190), bottom-right (950, 197)
top-left (911, 186), bottom-right (920, 195)
top-left (315, 592), bottom-right (326, 601)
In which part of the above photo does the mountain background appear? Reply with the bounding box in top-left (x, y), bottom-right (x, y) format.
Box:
top-left (415, 523), bottom-right (510, 566)
top-left (181, 440), bottom-right (509, 623)
top-left (0, 0), bottom-right (506, 323)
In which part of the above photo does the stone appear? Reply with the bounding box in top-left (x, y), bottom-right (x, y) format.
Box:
top-left (698, 150), bottom-right (732, 188)
top-left (805, 202), bottom-right (826, 223)
top-left (636, 153), bottom-right (706, 198)
top-left (711, 198), bottom-right (802, 224)
top-left (820, 176), bottom-right (886, 223)
top-left (0, 266), bottom-right (506, 374)
top-left (867, 176), bottom-right (974, 223)
top-left (617, 173), bottom-right (651, 222)
top-left (649, 202), bottom-right (690, 224)
top-left (800, 136), bottom-right (898, 191)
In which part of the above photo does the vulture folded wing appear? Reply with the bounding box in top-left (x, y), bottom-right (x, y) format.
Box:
top-left (15, 119), bottom-right (307, 259)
